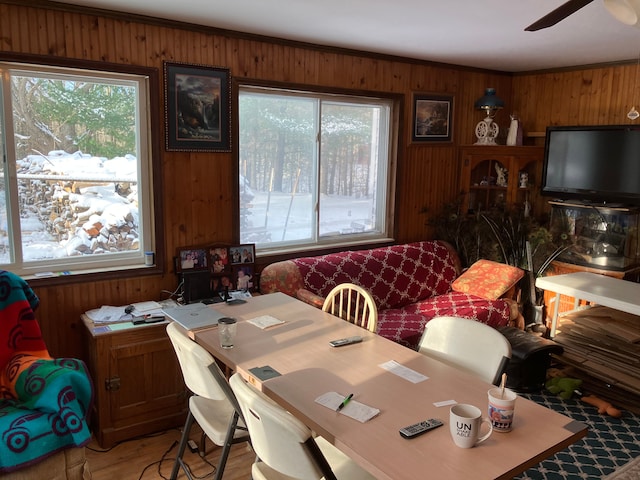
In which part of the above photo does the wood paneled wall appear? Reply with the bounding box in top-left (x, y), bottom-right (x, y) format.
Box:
top-left (0, 1), bottom-right (636, 359)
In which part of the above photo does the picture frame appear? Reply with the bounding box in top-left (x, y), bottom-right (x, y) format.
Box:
top-left (164, 62), bottom-right (231, 152)
top-left (233, 265), bottom-right (255, 292)
top-left (209, 246), bottom-right (231, 273)
top-left (176, 247), bottom-right (208, 272)
top-left (229, 244), bottom-right (255, 264)
top-left (411, 93), bottom-right (454, 143)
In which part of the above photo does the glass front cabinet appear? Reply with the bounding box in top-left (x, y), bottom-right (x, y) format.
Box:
top-left (459, 146), bottom-right (545, 218)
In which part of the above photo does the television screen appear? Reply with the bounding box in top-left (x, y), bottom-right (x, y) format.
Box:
top-left (542, 125), bottom-right (640, 205)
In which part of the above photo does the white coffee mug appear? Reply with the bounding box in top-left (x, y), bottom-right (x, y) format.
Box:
top-left (449, 403), bottom-right (493, 448)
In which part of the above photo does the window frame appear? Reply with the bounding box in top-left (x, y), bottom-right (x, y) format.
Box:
top-left (234, 78), bottom-right (400, 257)
top-left (0, 52), bottom-right (164, 284)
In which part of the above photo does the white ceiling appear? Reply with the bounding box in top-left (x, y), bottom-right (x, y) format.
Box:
top-left (54, 0), bottom-right (640, 72)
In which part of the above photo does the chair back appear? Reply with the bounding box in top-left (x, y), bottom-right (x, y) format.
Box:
top-left (322, 283), bottom-right (378, 332)
top-left (417, 316), bottom-right (511, 385)
top-left (166, 321), bottom-right (232, 403)
top-left (230, 373), bottom-right (332, 480)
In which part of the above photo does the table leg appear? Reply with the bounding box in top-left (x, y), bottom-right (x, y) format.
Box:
top-left (550, 292), bottom-right (560, 338)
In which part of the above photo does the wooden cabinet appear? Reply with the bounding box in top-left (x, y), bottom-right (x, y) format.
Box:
top-left (82, 317), bottom-right (188, 448)
top-left (459, 145), bottom-right (545, 217)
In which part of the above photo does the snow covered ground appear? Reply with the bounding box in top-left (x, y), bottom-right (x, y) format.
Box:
top-left (0, 151), bottom-right (139, 263)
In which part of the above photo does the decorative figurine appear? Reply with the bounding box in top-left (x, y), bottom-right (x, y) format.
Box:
top-left (495, 164), bottom-right (508, 187)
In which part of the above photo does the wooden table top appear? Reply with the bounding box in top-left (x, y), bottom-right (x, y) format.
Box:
top-left (194, 292), bottom-right (587, 480)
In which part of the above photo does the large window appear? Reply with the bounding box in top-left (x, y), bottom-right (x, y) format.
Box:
top-left (0, 61), bottom-right (157, 278)
top-left (238, 86), bottom-right (396, 253)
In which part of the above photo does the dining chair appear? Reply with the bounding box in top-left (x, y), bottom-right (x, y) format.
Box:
top-left (322, 283), bottom-right (378, 332)
top-left (166, 322), bottom-right (250, 480)
top-left (417, 316), bottom-right (511, 385)
top-left (229, 373), bottom-right (376, 480)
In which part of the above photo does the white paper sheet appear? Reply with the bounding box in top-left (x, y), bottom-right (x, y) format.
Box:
top-left (315, 392), bottom-right (380, 423)
top-left (379, 360), bottom-right (428, 383)
top-left (247, 314), bottom-right (285, 329)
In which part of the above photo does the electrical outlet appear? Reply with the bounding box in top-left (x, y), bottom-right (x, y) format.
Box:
top-left (187, 439), bottom-right (198, 453)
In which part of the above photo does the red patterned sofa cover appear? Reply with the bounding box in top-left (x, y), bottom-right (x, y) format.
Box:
top-left (259, 241), bottom-right (519, 350)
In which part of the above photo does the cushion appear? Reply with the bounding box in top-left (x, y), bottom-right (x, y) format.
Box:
top-left (451, 260), bottom-right (524, 300)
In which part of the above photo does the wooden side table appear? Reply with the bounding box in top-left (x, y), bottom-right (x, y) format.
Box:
top-left (81, 316), bottom-right (188, 447)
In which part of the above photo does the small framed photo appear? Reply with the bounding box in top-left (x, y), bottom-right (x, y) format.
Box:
top-left (177, 247), bottom-right (208, 272)
top-left (211, 274), bottom-right (234, 294)
top-left (164, 62), bottom-right (231, 152)
top-left (233, 265), bottom-right (255, 292)
top-left (411, 93), bottom-right (454, 143)
top-left (229, 244), bottom-right (255, 264)
top-left (209, 246), bottom-right (230, 273)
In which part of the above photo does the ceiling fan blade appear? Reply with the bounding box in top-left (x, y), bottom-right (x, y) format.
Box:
top-left (525, 0), bottom-right (595, 31)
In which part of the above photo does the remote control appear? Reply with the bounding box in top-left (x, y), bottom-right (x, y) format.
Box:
top-left (329, 336), bottom-right (363, 347)
top-left (399, 419), bottom-right (443, 439)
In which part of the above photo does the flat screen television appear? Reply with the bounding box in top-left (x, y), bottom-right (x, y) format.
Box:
top-left (541, 125), bottom-right (640, 205)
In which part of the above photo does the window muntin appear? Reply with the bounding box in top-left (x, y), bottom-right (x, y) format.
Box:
top-left (238, 86), bottom-right (394, 252)
top-left (0, 62), bottom-right (155, 277)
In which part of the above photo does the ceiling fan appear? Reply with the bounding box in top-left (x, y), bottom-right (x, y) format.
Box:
top-left (525, 0), bottom-right (640, 31)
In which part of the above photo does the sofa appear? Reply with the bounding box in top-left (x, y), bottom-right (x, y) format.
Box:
top-left (260, 240), bottom-right (523, 349)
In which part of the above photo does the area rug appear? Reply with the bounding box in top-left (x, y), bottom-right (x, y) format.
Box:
top-left (514, 392), bottom-right (640, 480)
top-left (603, 455), bottom-right (640, 480)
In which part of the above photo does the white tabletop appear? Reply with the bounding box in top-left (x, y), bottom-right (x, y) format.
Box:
top-left (194, 292), bottom-right (587, 480)
top-left (536, 272), bottom-right (640, 317)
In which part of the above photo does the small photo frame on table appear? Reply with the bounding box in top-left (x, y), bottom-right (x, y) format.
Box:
top-left (164, 62), bottom-right (231, 152)
top-left (229, 244), bottom-right (255, 264)
top-left (411, 93), bottom-right (454, 143)
top-left (177, 247), bottom-right (208, 272)
top-left (233, 265), bottom-right (255, 292)
top-left (209, 246), bottom-right (230, 273)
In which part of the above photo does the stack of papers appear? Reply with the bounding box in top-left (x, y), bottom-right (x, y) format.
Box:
top-left (86, 300), bottom-right (171, 324)
top-left (315, 392), bottom-right (380, 423)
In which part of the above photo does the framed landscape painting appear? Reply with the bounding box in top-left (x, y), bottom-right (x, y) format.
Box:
top-left (164, 62), bottom-right (231, 152)
top-left (411, 93), bottom-right (453, 143)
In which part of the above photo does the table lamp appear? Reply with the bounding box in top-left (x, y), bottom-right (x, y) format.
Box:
top-left (474, 88), bottom-right (504, 145)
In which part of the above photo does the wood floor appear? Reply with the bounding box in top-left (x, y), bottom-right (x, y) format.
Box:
top-left (85, 426), bottom-right (254, 479)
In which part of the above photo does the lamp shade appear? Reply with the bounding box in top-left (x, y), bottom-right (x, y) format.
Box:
top-left (604, 0), bottom-right (640, 26)
top-left (474, 88), bottom-right (505, 110)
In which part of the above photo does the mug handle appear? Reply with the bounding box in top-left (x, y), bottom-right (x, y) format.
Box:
top-left (475, 418), bottom-right (493, 445)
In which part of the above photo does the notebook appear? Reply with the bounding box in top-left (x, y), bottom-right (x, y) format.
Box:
top-left (162, 303), bottom-right (225, 337)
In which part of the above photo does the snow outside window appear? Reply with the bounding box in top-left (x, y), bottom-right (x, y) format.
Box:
top-left (238, 86), bottom-right (395, 253)
top-left (0, 63), bottom-right (155, 277)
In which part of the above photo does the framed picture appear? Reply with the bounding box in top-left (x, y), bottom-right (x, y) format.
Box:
top-left (411, 93), bottom-right (454, 143)
top-left (229, 244), bottom-right (255, 264)
top-left (209, 246), bottom-right (230, 273)
top-left (177, 247), bottom-right (208, 272)
top-left (164, 62), bottom-right (231, 152)
top-left (233, 265), bottom-right (255, 292)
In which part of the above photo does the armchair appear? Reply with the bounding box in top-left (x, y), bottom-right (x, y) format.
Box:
top-left (0, 270), bottom-right (93, 478)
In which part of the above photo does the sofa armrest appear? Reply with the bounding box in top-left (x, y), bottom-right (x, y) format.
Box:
top-left (259, 260), bottom-right (305, 296)
top-left (295, 288), bottom-right (324, 309)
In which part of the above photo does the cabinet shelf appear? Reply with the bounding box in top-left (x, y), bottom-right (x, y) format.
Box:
top-left (460, 145), bottom-right (545, 217)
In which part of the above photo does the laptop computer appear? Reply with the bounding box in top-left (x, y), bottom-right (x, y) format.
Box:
top-left (163, 302), bottom-right (225, 336)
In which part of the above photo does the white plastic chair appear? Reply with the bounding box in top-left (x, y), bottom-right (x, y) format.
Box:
top-left (417, 316), bottom-right (511, 385)
top-left (229, 373), bottom-right (376, 480)
top-left (166, 322), bottom-right (250, 480)
top-left (322, 283), bottom-right (378, 332)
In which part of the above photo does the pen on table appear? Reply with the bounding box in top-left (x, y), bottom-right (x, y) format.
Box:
top-left (336, 393), bottom-right (354, 412)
